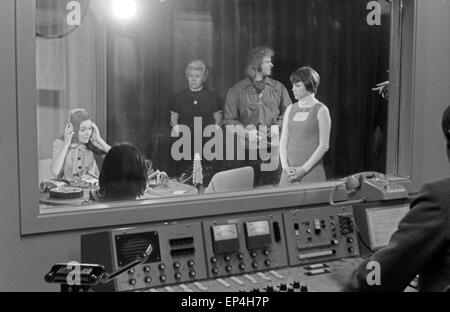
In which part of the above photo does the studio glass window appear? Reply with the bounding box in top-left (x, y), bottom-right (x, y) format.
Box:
top-left (28, 0), bottom-right (400, 224)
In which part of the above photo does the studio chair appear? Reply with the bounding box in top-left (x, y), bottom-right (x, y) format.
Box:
top-left (204, 166), bottom-right (254, 194)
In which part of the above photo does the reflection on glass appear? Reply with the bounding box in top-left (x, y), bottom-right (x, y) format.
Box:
top-left (37, 0), bottom-right (391, 209)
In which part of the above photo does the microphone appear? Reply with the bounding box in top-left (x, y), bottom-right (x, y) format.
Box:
top-left (100, 244), bottom-right (153, 283)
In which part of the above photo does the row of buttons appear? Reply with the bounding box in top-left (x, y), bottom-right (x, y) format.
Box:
top-left (211, 259), bottom-right (271, 275)
top-left (210, 250), bottom-right (271, 264)
top-left (128, 270), bottom-right (197, 286)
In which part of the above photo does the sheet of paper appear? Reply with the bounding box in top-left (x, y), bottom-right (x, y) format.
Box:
top-left (366, 205), bottom-right (409, 249)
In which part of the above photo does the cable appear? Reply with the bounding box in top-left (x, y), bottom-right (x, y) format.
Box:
top-left (349, 215), bottom-right (375, 253)
top-left (36, 0), bottom-right (91, 39)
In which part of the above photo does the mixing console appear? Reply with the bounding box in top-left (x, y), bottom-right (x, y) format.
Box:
top-left (81, 205), bottom-right (363, 292)
top-left (138, 258), bottom-right (364, 292)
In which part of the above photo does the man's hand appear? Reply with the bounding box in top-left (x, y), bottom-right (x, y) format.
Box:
top-left (247, 129), bottom-right (259, 143)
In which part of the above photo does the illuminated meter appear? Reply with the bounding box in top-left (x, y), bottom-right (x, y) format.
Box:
top-left (244, 220), bottom-right (272, 250)
top-left (210, 224), bottom-right (240, 254)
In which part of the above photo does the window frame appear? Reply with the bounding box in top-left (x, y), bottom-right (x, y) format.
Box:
top-left (18, 0), bottom-right (417, 235)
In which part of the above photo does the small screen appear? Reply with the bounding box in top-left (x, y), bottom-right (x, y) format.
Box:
top-left (246, 220), bottom-right (270, 237)
top-left (212, 224), bottom-right (238, 242)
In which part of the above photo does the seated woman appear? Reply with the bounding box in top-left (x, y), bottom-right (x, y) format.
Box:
top-left (279, 66), bottom-right (331, 185)
top-left (51, 108), bottom-right (111, 182)
top-left (94, 143), bottom-right (148, 201)
top-left (169, 60), bottom-right (223, 184)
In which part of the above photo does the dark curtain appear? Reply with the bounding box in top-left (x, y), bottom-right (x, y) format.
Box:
top-left (107, 0), bottom-right (390, 179)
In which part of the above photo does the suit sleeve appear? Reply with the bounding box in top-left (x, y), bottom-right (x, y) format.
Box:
top-left (343, 182), bottom-right (448, 291)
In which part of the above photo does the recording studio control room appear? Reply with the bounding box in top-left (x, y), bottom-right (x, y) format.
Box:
top-left (1, 0), bottom-right (449, 293)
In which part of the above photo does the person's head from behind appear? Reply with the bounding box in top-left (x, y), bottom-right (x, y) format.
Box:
top-left (68, 108), bottom-right (93, 145)
top-left (186, 60), bottom-right (209, 91)
top-left (290, 66), bottom-right (320, 101)
top-left (441, 105), bottom-right (450, 162)
top-left (245, 46), bottom-right (274, 80)
top-left (99, 143), bottom-right (148, 200)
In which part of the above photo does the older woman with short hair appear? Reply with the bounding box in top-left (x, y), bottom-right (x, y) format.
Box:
top-left (169, 60), bottom-right (223, 177)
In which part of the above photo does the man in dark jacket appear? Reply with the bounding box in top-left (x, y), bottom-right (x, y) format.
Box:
top-left (343, 105), bottom-right (450, 292)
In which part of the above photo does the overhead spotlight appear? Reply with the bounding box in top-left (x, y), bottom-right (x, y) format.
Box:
top-left (112, 0), bottom-right (137, 20)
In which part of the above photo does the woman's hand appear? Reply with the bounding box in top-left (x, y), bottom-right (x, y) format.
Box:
top-left (90, 123), bottom-right (111, 153)
top-left (64, 123), bottom-right (74, 146)
top-left (287, 166), bottom-right (307, 182)
top-left (91, 122), bottom-right (102, 142)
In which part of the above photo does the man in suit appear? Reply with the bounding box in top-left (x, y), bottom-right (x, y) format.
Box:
top-left (343, 105), bottom-right (450, 292)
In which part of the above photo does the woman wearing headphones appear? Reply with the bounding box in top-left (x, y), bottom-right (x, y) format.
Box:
top-left (51, 108), bottom-right (111, 182)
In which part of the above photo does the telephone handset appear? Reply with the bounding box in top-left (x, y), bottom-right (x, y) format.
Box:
top-left (329, 171), bottom-right (408, 206)
top-left (345, 171), bottom-right (387, 191)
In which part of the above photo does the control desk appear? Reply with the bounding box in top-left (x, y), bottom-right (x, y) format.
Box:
top-left (81, 203), bottom-right (385, 292)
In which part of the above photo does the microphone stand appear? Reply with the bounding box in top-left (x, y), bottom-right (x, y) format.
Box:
top-left (45, 244), bottom-right (153, 292)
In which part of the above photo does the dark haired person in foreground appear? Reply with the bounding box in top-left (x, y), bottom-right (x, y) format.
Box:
top-left (343, 106), bottom-right (450, 292)
top-left (94, 143), bottom-right (148, 201)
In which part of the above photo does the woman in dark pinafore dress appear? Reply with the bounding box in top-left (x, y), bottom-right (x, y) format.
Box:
top-left (279, 67), bottom-right (331, 185)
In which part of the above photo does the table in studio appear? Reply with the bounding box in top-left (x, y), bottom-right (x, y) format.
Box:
top-left (39, 179), bottom-right (198, 207)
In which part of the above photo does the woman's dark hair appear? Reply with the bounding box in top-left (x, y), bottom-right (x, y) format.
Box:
top-left (442, 105), bottom-right (450, 149)
top-left (290, 66), bottom-right (321, 94)
top-left (68, 109), bottom-right (90, 144)
top-left (99, 143), bottom-right (148, 200)
top-left (64, 108), bottom-right (106, 155)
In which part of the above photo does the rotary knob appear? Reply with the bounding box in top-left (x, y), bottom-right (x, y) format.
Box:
top-left (158, 263), bottom-right (166, 271)
top-left (251, 261), bottom-right (259, 269)
top-left (263, 249), bottom-right (271, 256)
top-left (189, 270), bottom-right (196, 278)
top-left (144, 276), bottom-right (152, 284)
top-left (143, 265), bottom-right (151, 273)
top-left (210, 256), bottom-right (218, 264)
top-left (173, 261), bottom-right (181, 269)
top-left (264, 259), bottom-right (271, 266)
top-left (128, 278), bottom-right (136, 286)
top-left (224, 255), bottom-right (231, 262)
top-left (128, 268), bottom-right (135, 274)
top-left (212, 267), bottom-right (219, 274)
top-left (238, 263), bottom-right (246, 271)
top-left (237, 252), bottom-right (244, 260)
top-left (250, 251), bottom-right (257, 258)
top-left (174, 272), bottom-right (182, 280)
top-left (187, 260), bottom-right (195, 267)
top-left (225, 264), bottom-right (233, 272)
top-left (159, 274), bottom-right (167, 282)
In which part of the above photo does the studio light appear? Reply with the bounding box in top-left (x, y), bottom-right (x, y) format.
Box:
top-left (112, 0), bottom-right (137, 20)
